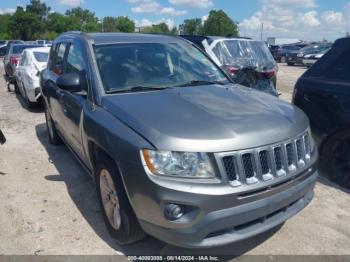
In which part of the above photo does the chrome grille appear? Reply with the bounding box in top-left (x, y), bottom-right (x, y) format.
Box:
top-left (221, 131), bottom-right (312, 187)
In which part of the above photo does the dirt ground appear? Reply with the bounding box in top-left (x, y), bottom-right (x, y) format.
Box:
top-left (0, 62), bottom-right (349, 257)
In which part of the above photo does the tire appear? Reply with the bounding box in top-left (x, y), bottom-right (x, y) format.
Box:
top-left (287, 62), bottom-right (295, 66)
top-left (22, 85), bottom-right (34, 109)
top-left (321, 129), bottom-right (350, 189)
top-left (280, 56), bottom-right (287, 63)
top-left (95, 156), bottom-right (145, 245)
top-left (44, 104), bottom-right (62, 145)
top-left (13, 79), bottom-right (19, 93)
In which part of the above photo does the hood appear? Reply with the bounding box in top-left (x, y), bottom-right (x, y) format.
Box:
top-left (102, 84), bottom-right (309, 152)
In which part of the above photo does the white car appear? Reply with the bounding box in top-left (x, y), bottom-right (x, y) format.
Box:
top-left (14, 47), bottom-right (50, 107)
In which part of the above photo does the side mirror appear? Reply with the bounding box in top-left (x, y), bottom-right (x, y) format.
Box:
top-left (57, 72), bottom-right (82, 93)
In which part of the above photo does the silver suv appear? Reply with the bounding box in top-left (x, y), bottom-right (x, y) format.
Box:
top-left (40, 32), bottom-right (318, 248)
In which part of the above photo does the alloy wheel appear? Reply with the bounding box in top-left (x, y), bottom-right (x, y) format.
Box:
top-left (99, 169), bottom-right (121, 230)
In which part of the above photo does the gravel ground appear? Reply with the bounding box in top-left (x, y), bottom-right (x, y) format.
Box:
top-left (0, 62), bottom-right (349, 257)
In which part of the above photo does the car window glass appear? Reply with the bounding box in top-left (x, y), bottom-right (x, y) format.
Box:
top-left (94, 42), bottom-right (228, 92)
top-left (65, 44), bottom-right (86, 74)
top-left (324, 48), bottom-right (350, 82)
top-left (54, 43), bottom-right (67, 75)
top-left (33, 52), bottom-right (49, 63)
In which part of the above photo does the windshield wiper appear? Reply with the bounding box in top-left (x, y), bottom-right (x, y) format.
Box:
top-left (171, 80), bottom-right (227, 88)
top-left (106, 86), bottom-right (168, 94)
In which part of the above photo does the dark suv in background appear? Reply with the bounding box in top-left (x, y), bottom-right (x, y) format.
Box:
top-left (40, 32), bottom-right (318, 248)
top-left (287, 43), bottom-right (332, 66)
top-left (293, 37), bottom-right (350, 188)
top-left (274, 44), bottom-right (308, 63)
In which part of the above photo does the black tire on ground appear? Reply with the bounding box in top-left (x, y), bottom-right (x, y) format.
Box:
top-left (321, 129), bottom-right (350, 189)
top-left (280, 56), bottom-right (287, 63)
top-left (287, 62), bottom-right (295, 66)
top-left (44, 104), bottom-right (62, 145)
top-left (13, 80), bottom-right (19, 94)
top-left (95, 155), bottom-right (146, 245)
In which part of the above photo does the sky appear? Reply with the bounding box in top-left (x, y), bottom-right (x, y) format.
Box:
top-left (0, 0), bottom-right (349, 41)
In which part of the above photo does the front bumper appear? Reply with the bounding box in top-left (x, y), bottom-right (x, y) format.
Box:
top-left (124, 154), bottom-right (318, 248)
top-left (140, 169), bottom-right (317, 248)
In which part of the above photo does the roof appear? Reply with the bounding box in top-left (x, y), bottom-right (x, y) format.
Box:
top-left (60, 32), bottom-right (185, 45)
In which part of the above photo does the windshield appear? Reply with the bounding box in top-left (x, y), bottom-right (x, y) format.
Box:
top-left (94, 42), bottom-right (229, 92)
top-left (213, 40), bottom-right (277, 71)
top-left (33, 52), bottom-right (49, 62)
top-left (12, 45), bottom-right (41, 54)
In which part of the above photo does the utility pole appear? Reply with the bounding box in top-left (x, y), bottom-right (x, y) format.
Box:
top-left (260, 22), bottom-right (264, 41)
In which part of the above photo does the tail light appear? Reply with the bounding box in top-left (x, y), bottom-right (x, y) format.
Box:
top-left (225, 66), bottom-right (239, 76)
top-left (10, 56), bottom-right (19, 65)
top-left (263, 69), bottom-right (277, 79)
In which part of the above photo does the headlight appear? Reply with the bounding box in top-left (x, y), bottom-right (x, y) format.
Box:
top-left (141, 149), bottom-right (215, 178)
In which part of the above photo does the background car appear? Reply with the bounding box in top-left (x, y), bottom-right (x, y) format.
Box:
top-left (0, 44), bottom-right (6, 57)
top-left (302, 48), bottom-right (330, 67)
top-left (274, 44), bottom-right (308, 63)
top-left (3, 40), bottom-right (25, 74)
top-left (15, 47), bottom-right (50, 107)
top-left (4, 44), bottom-right (42, 83)
top-left (287, 43), bottom-right (332, 66)
top-left (293, 37), bottom-right (350, 188)
top-left (181, 35), bottom-right (279, 96)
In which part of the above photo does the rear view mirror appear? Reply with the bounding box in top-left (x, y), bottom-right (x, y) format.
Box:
top-left (57, 72), bottom-right (82, 93)
top-left (0, 129), bottom-right (6, 144)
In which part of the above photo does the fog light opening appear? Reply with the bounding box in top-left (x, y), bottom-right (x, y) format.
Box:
top-left (164, 203), bottom-right (185, 221)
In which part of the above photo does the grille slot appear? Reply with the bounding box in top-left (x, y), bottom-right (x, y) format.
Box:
top-left (242, 153), bottom-right (255, 178)
top-left (222, 156), bottom-right (237, 181)
top-left (221, 131), bottom-right (312, 188)
top-left (296, 139), bottom-right (303, 161)
top-left (274, 147), bottom-right (283, 171)
top-left (304, 134), bottom-right (311, 158)
top-left (259, 150), bottom-right (270, 175)
top-left (286, 143), bottom-right (295, 166)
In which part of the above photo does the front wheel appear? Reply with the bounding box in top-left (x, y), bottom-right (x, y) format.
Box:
top-left (321, 129), bottom-right (350, 189)
top-left (96, 157), bottom-right (145, 245)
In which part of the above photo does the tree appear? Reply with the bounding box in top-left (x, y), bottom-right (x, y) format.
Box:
top-left (0, 14), bottom-right (11, 39)
top-left (115, 16), bottom-right (135, 32)
top-left (26, 0), bottom-right (50, 21)
top-left (8, 6), bottom-right (43, 40)
top-left (179, 18), bottom-right (202, 35)
top-left (47, 12), bottom-right (80, 34)
top-left (103, 16), bottom-right (116, 32)
top-left (65, 7), bottom-right (98, 32)
top-left (202, 10), bottom-right (239, 37)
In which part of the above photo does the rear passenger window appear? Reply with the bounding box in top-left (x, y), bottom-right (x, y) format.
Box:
top-left (65, 43), bottom-right (86, 74)
top-left (324, 48), bottom-right (350, 82)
